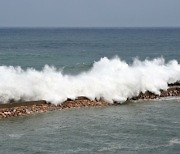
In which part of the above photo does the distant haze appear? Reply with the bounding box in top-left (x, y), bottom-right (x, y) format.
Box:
top-left (0, 0), bottom-right (180, 27)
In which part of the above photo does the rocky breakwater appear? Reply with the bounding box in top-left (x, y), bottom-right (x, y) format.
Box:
top-left (131, 87), bottom-right (180, 100)
top-left (0, 85), bottom-right (180, 119)
top-left (0, 97), bottom-right (108, 119)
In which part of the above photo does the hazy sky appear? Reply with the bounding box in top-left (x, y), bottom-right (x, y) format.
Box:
top-left (0, 0), bottom-right (180, 27)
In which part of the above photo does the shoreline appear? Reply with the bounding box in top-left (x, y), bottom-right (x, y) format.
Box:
top-left (0, 85), bottom-right (180, 119)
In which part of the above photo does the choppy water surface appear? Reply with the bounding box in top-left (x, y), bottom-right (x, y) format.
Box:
top-left (0, 99), bottom-right (180, 154)
top-left (0, 28), bottom-right (180, 72)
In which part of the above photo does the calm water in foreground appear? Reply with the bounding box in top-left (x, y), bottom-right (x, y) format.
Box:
top-left (0, 99), bottom-right (180, 153)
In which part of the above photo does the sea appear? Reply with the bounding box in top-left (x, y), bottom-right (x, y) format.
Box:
top-left (0, 28), bottom-right (180, 153)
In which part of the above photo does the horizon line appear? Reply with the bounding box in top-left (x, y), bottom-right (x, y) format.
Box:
top-left (0, 26), bottom-right (180, 29)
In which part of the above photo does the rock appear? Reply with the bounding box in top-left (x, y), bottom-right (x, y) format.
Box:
top-left (0, 86), bottom-right (180, 119)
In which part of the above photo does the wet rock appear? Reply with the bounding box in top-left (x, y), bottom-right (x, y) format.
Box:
top-left (0, 86), bottom-right (180, 119)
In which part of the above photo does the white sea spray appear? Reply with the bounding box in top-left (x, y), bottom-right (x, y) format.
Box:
top-left (0, 57), bottom-right (180, 105)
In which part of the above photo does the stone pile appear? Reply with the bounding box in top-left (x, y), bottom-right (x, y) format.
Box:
top-left (131, 87), bottom-right (180, 100)
top-left (0, 86), bottom-right (180, 119)
top-left (0, 98), bottom-right (108, 119)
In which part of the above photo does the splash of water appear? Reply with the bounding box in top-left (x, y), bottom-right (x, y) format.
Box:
top-left (0, 57), bottom-right (180, 104)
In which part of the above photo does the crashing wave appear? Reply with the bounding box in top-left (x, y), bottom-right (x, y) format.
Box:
top-left (0, 56), bottom-right (180, 105)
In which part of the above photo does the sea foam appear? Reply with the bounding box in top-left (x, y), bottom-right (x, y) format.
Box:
top-left (0, 57), bottom-right (180, 105)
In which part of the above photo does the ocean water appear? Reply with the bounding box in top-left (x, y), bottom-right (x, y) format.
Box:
top-left (0, 28), bottom-right (180, 153)
top-left (0, 28), bottom-right (180, 71)
top-left (0, 99), bottom-right (180, 154)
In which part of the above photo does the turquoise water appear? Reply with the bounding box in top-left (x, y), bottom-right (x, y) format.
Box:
top-left (0, 28), bottom-right (180, 153)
